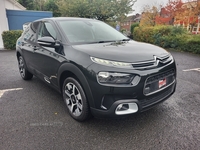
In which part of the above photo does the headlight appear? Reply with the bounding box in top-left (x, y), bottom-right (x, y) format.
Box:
top-left (97, 72), bottom-right (141, 86)
top-left (91, 57), bottom-right (132, 69)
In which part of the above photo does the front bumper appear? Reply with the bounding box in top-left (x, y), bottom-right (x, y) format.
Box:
top-left (90, 81), bottom-right (176, 117)
top-left (86, 57), bottom-right (177, 118)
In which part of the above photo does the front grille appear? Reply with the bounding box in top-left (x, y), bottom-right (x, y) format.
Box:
top-left (141, 84), bottom-right (174, 109)
top-left (131, 55), bottom-right (172, 70)
top-left (144, 69), bottom-right (175, 95)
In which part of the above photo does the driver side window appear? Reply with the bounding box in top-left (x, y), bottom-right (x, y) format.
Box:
top-left (38, 22), bottom-right (57, 39)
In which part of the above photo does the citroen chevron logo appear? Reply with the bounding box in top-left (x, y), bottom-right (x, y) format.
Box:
top-left (154, 56), bottom-right (160, 66)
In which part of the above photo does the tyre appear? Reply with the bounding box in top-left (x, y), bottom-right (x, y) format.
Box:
top-left (18, 56), bottom-right (33, 80)
top-left (62, 77), bottom-right (90, 121)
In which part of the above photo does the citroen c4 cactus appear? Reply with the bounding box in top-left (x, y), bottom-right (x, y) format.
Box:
top-left (16, 17), bottom-right (176, 121)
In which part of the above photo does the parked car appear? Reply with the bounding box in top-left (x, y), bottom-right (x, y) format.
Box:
top-left (16, 17), bottom-right (176, 121)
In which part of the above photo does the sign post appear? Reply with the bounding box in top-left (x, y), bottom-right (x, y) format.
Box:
top-left (197, 15), bottom-right (200, 34)
top-left (116, 24), bottom-right (120, 31)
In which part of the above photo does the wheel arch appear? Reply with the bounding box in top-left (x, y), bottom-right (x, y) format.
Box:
top-left (58, 63), bottom-right (95, 108)
top-left (16, 50), bottom-right (29, 70)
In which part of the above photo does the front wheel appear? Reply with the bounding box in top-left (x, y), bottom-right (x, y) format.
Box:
top-left (62, 77), bottom-right (90, 121)
top-left (18, 56), bottom-right (33, 80)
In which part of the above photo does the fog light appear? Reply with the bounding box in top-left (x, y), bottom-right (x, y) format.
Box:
top-left (115, 103), bottom-right (138, 115)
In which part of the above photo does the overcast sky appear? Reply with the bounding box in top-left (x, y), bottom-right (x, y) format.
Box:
top-left (132, 0), bottom-right (187, 14)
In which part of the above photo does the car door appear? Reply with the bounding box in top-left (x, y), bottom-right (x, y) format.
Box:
top-left (21, 21), bottom-right (40, 73)
top-left (33, 20), bottom-right (65, 89)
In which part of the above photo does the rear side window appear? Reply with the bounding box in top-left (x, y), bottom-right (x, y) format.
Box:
top-left (23, 21), bottom-right (40, 42)
top-left (31, 22), bottom-right (40, 32)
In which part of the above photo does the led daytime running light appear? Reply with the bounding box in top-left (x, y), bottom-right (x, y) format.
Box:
top-left (91, 57), bottom-right (132, 68)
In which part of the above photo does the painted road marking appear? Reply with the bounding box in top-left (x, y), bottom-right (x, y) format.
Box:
top-left (183, 68), bottom-right (200, 72)
top-left (0, 88), bottom-right (23, 98)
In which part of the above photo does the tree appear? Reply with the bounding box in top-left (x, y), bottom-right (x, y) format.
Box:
top-left (33, 0), bottom-right (46, 11)
top-left (186, 0), bottom-right (200, 30)
top-left (165, 0), bottom-right (183, 24)
top-left (18, 0), bottom-right (46, 10)
top-left (57, 0), bottom-right (137, 21)
top-left (44, 0), bottom-right (61, 17)
top-left (17, 0), bottom-right (34, 10)
top-left (57, 0), bottom-right (92, 18)
top-left (131, 22), bottom-right (139, 34)
top-left (18, 0), bottom-right (137, 21)
top-left (140, 0), bottom-right (185, 26)
top-left (18, 0), bottom-right (61, 17)
top-left (156, 0), bottom-right (183, 25)
top-left (175, 0), bottom-right (200, 31)
top-left (140, 5), bottom-right (161, 26)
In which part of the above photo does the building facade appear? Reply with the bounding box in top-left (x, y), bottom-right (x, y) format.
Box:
top-left (0, 0), bottom-right (53, 49)
top-left (120, 14), bottom-right (141, 32)
top-left (174, 0), bottom-right (200, 34)
top-left (0, 0), bottom-right (26, 49)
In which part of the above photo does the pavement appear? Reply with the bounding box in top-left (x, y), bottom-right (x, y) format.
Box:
top-left (0, 50), bottom-right (200, 150)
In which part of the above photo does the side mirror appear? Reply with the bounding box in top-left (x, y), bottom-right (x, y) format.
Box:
top-left (37, 36), bottom-right (59, 48)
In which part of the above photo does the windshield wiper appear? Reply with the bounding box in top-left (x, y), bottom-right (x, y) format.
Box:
top-left (98, 40), bottom-right (115, 43)
top-left (97, 39), bottom-right (130, 43)
top-left (121, 39), bottom-right (130, 41)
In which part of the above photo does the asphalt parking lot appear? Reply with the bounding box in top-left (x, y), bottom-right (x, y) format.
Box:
top-left (0, 50), bottom-right (200, 150)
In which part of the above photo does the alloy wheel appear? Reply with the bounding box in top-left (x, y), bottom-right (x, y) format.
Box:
top-left (64, 82), bottom-right (83, 117)
top-left (18, 57), bottom-right (25, 78)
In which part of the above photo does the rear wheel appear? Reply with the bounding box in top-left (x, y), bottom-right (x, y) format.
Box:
top-left (62, 77), bottom-right (90, 121)
top-left (18, 56), bottom-right (33, 80)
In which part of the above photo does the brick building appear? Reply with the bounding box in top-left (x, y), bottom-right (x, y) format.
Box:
top-left (120, 13), bottom-right (141, 31)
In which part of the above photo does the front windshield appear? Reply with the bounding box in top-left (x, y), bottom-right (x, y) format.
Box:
top-left (58, 20), bottom-right (128, 44)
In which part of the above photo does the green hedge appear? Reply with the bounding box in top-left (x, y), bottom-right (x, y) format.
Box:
top-left (130, 23), bottom-right (139, 35)
top-left (133, 26), bottom-right (186, 44)
top-left (178, 35), bottom-right (200, 54)
top-left (133, 26), bottom-right (200, 54)
top-left (134, 26), bottom-right (157, 43)
top-left (2, 30), bottom-right (23, 50)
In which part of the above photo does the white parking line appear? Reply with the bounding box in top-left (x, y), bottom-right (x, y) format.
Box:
top-left (183, 68), bottom-right (200, 72)
top-left (0, 88), bottom-right (23, 98)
